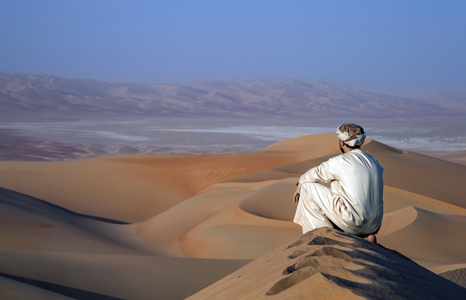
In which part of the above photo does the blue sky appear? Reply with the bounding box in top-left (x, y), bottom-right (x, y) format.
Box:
top-left (1, 0), bottom-right (465, 91)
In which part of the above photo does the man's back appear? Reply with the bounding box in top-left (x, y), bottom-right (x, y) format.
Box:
top-left (330, 149), bottom-right (384, 231)
top-left (294, 123), bottom-right (383, 240)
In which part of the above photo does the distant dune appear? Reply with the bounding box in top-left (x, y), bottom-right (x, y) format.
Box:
top-left (1, 72), bottom-right (464, 118)
top-left (0, 135), bottom-right (340, 223)
top-left (422, 92), bottom-right (466, 113)
top-left (0, 134), bottom-right (465, 299)
top-left (428, 151), bottom-right (466, 166)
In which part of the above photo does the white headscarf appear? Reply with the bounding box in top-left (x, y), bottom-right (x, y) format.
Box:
top-left (336, 123), bottom-right (366, 147)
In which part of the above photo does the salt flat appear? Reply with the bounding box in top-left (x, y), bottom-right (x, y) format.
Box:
top-left (1, 116), bottom-right (465, 161)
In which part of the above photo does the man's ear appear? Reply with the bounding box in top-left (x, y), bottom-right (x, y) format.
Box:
top-left (339, 140), bottom-right (345, 147)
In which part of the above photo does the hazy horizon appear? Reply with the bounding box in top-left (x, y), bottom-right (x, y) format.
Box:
top-left (2, 1), bottom-right (466, 97)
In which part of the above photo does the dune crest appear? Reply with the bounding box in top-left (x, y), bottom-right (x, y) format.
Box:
top-left (187, 228), bottom-right (466, 300)
top-left (428, 151), bottom-right (466, 166)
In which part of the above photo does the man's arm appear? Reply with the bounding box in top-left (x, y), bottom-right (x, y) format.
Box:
top-left (297, 158), bottom-right (339, 190)
top-left (293, 157), bottom-right (340, 205)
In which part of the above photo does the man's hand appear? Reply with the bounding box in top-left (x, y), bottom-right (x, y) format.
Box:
top-left (293, 188), bottom-right (300, 205)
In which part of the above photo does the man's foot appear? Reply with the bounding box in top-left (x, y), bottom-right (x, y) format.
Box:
top-left (364, 234), bottom-right (377, 244)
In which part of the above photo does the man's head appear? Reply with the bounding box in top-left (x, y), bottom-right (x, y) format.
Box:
top-left (336, 123), bottom-right (366, 153)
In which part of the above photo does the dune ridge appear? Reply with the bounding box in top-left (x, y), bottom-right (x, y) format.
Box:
top-left (0, 134), bottom-right (341, 223)
top-left (430, 264), bottom-right (466, 289)
top-left (428, 150), bottom-right (466, 166)
top-left (187, 228), bottom-right (466, 300)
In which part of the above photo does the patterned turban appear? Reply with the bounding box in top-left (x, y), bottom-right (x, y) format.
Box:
top-left (336, 123), bottom-right (366, 147)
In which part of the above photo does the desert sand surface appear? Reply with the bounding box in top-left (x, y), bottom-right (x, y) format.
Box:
top-left (187, 228), bottom-right (466, 300)
top-left (0, 134), bottom-right (339, 223)
top-left (428, 150), bottom-right (466, 166)
top-left (0, 134), bottom-right (465, 299)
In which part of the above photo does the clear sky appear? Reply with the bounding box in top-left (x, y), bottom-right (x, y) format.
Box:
top-left (1, 0), bottom-right (465, 90)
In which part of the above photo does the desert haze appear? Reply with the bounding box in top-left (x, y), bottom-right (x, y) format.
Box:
top-left (2, 72), bottom-right (466, 118)
top-left (1, 72), bottom-right (466, 162)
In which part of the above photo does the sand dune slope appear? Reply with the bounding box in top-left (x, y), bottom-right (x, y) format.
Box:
top-left (378, 206), bottom-right (466, 265)
top-left (0, 187), bottom-right (164, 255)
top-left (0, 135), bottom-right (340, 223)
top-left (428, 150), bottom-right (466, 166)
top-left (430, 263), bottom-right (466, 289)
top-left (0, 276), bottom-right (74, 300)
top-left (0, 188), bottom-right (250, 299)
top-left (0, 250), bottom-right (249, 300)
top-left (187, 228), bottom-right (466, 300)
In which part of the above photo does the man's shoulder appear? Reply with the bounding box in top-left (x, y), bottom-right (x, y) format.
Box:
top-left (349, 149), bottom-right (372, 157)
top-left (340, 149), bottom-right (378, 163)
top-left (323, 153), bottom-right (346, 165)
top-left (323, 150), bottom-right (377, 165)
top-left (351, 149), bottom-right (384, 169)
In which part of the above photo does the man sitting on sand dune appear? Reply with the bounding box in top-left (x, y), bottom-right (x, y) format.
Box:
top-left (293, 123), bottom-right (383, 243)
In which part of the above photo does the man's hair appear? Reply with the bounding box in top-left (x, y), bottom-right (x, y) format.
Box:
top-left (345, 143), bottom-right (361, 149)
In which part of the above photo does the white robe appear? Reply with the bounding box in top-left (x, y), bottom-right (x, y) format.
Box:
top-left (294, 149), bottom-right (384, 235)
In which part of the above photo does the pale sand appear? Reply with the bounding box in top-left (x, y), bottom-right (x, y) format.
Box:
top-left (0, 134), bottom-right (465, 299)
top-left (428, 150), bottom-right (466, 166)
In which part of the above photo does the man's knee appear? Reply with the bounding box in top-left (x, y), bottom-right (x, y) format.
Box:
top-left (300, 182), bottom-right (324, 192)
top-left (301, 183), bottom-right (332, 199)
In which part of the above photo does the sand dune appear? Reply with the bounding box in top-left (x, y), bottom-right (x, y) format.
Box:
top-left (365, 141), bottom-right (466, 209)
top-left (428, 150), bottom-right (466, 166)
top-left (187, 228), bottom-right (466, 299)
top-left (0, 250), bottom-right (249, 300)
top-left (0, 187), bottom-right (160, 255)
top-left (0, 133), bottom-right (466, 298)
top-left (430, 263), bottom-right (466, 289)
top-left (0, 135), bottom-right (339, 223)
top-left (0, 276), bottom-right (74, 300)
top-left (0, 188), bottom-right (248, 299)
top-left (378, 206), bottom-right (466, 266)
